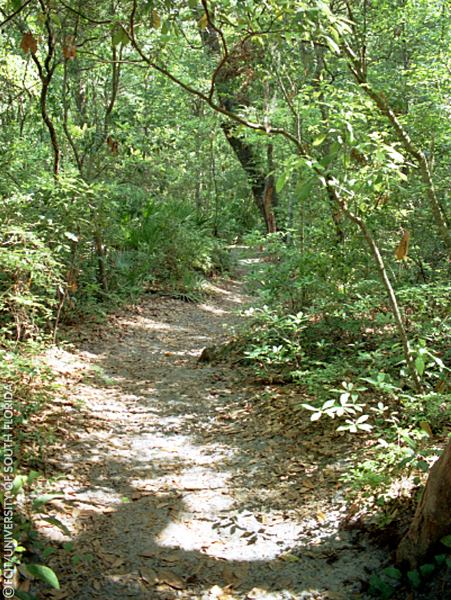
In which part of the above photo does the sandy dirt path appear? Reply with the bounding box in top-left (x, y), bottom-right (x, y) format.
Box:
top-left (38, 258), bottom-right (385, 600)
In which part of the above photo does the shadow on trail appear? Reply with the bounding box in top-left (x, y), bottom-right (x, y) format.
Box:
top-left (46, 449), bottom-right (376, 600)
top-left (38, 269), bottom-right (386, 599)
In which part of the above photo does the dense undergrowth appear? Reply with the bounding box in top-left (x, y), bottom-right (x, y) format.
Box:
top-left (0, 175), bottom-right (237, 343)
top-left (235, 232), bottom-right (450, 524)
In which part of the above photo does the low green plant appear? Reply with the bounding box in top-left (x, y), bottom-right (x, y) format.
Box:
top-left (410, 338), bottom-right (449, 388)
top-left (243, 231), bottom-right (344, 311)
top-left (1, 472), bottom-right (64, 600)
top-left (0, 227), bottom-right (64, 340)
top-left (124, 198), bottom-right (229, 296)
top-left (241, 306), bottom-right (308, 377)
top-left (369, 539), bottom-right (451, 599)
top-left (301, 381), bottom-right (371, 432)
top-left (0, 344), bottom-right (56, 467)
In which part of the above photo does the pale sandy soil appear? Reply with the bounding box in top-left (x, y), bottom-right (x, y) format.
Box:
top-left (34, 255), bottom-right (387, 600)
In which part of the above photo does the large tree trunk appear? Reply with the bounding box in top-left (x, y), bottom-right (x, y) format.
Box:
top-left (221, 122), bottom-right (274, 231)
top-left (396, 440), bottom-right (451, 568)
top-left (199, 16), bottom-right (277, 232)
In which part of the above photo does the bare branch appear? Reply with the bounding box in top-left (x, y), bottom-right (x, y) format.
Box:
top-left (0, 0), bottom-right (34, 28)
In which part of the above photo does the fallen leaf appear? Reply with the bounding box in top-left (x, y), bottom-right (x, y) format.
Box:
top-left (140, 567), bottom-right (157, 584)
top-left (419, 421), bottom-right (433, 437)
top-left (156, 570), bottom-right (185, 590)
top-left (317, 510), bottom-right (327, 522)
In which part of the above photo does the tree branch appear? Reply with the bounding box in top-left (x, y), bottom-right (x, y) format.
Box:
top-left (126, 2), bottom-right (307, 155)
top-left (0, 0), bottom-right (34, 28)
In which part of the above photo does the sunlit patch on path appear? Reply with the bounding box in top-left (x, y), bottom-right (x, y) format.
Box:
top-left (39, 253), bottom-right (385, 599)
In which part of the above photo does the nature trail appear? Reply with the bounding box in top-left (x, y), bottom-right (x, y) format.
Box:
top-left (40, 254), bottom-right (385, 599)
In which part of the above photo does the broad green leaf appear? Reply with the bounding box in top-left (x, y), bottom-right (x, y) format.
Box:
top-left (357, 423), bottom-right (373, 432)
top-left (407, 569), bottom-right (421, 588)
top-left (336, 424), bottom-right (349, 432)
top-left (419, 563), bottom-right (435, 577)
top-left (50, 13), bottom-right (61, 27)
top-left (294, 178), bottom-right (315, 201)
top-left (112, 25), bottom-right (128, 46)
top-left (356, 414), bottom-right (369, 423)
top-left (28, 470), bottom-right (41, 484)
top-left (322, 399), bottom-right (335, 409)
top-left (32, 494), bottom-right (63, 509)
top-left (324, 36), bottom-right (340, 54)
top-left (383, 566), bottom-right (402, 579)
top-left (12, 475), bottom-right (28, 495)
top-left (387, 147), bottom-right (404, 163)
top-left (23, 564), bottom-right (60, 590)
top-left (64, 231), bottom-right (79, 242)
top-left (369, 573), bottom-right (394, 599)
top-left (41, 516), bottom-right (71, 536)
top-left (276, 171), bottom-right (290, 193)
top-left (340, 392), bottom-right (350, 404)
top-left (440, 534), bottom-right (451, 548)
top-left (319, 150), bottom-right (338, 168)
top-left (415, 356), bottom-right (425, 376)
top-left (312, 134), bottom-right (326, 146)
top-left (301, 403), bottom-right (318, 411)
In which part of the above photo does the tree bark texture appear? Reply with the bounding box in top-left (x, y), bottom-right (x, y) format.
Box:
top-left (396, 440), bottom-right (451, 568)
top-left (199, 13), bottom-right (277, 232)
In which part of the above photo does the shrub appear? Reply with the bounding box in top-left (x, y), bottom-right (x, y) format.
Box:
top-left (0, 227), bottom-right (63, 340)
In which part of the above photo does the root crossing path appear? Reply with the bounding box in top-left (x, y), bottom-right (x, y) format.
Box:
top-left (41, 258), bottom-right (385, 600)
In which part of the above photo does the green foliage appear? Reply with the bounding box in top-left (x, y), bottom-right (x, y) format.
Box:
top-left (301, 381), bottom-right (372, 432)
top-left (0, 471), bottom-right (62, 597)
top-left (369, 552), bottom-right (450, 599)
top-left (123, 198), bottom-right (230, 296)
top-left (0, 226), bottom-right (63, 340)
top-left (0, 343), bottom-right (56, 466)
top-left (243, 231), bottom-right (348, 311)
top-left (0, 0), bottom-right (449, 588)
top-left (241, 306), bottom-right (309, 377)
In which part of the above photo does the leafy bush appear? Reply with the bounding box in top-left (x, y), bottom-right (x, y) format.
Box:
top-left (240, 306), bottom-right (309, 378)
top-left (0, 345), bottom-right (62, 598)
top-left (124, 198), bottom-right (230, 294)
top-left (0, 227), bottom-right (63, 340)
top-left (243, 231), bottom-right (344, 311)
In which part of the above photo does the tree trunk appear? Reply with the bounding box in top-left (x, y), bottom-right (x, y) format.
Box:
top-left (30, 10), bottom-right (60, 178)
top-left (396, 440), bottom-right (451, 568)
top-left (221, 121), bottom-right (271, 228)
top-left (199, 14), bottom-right (276, 232)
